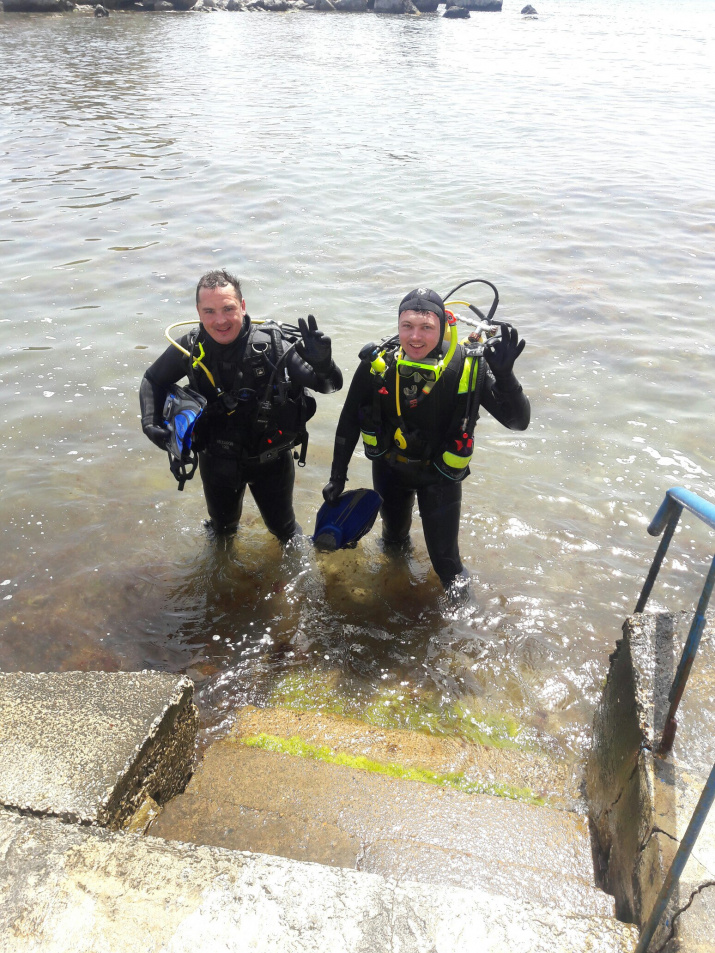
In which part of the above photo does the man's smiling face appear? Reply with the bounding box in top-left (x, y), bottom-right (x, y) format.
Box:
top-left (398, 310), bottom-right (441, 361)
top-left (197, 284), bottom-right (246, 345)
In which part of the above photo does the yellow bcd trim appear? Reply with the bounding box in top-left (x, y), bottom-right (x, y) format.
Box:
top-left (361, 431), bottom-right (378, 447)
top-left (458, 355), bottom-right (479, 394)
top-left (394, 428), bottom-right (408, 450)
top-left (442, 450), bottom-right (471, 469)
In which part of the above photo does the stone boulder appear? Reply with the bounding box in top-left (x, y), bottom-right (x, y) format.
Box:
top-left (448, 0), bottom-right (500, 8)
top-left (262, 0), bottom-right (291, 9)
top-left (4, 0), bottom-right (74, 10)
top-left (191, 0), bottom-right (214, 9)
top-left (313, 0), bottom-right (335, 8)
top-left (334, 0), bottom-right (366, 9)
top-left (226, 0), bottom-right (246, 7)
top-left (443, 3), bottom-right (468, 15)
top-left (374, 0), bottom-right (416, 12)
top-left (412, 0), bottom-right (437, 10)
top-left (94, 2), bottom-right (108, 11)
top-left (154, 0), bottom-right (174, 7)
top-left (521, 3), bottom-right (536, 12)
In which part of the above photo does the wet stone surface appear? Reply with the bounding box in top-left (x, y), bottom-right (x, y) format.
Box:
top-left (0, 671), bottom-right (198, 829)
top-left (229, 705), bottom-right (582, 808)
top-left (587, 612), bottom-right (715, 950)
top-left (150, 707), bottom-right (613, 918)
top-left (0, 809), bottom-right (639, 953)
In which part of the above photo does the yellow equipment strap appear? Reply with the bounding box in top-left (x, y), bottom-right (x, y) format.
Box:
top-left (458, 355), bottom-right (480, 394)
top-left (164, 321), bottom-right (216, 388)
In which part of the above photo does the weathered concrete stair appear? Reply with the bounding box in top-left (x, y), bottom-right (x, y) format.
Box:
top-left (0, 674), bottom-right (638, 951)
top-left (150, 707), bottom-right (627, 924)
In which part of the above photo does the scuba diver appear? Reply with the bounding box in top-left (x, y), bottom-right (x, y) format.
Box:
top-left (140, 269), bottom-right (343, 541)
top-left (322, 283), bottom-right (530, 591)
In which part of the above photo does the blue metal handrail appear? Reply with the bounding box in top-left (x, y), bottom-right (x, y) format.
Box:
top-left (632, 487), bottom-right (715, 953)
top-left (634, 762), bottom-right (715, 953)
top-left (635, 487), bottom-right (715, 753)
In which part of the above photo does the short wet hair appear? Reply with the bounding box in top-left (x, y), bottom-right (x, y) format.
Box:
top-left (196, 269), bottom-right (242, 305)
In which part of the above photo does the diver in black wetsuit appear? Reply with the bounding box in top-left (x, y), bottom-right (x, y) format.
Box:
top-left (322, 287), bottom-right (530, 590)
top-left (140, 270), bottom-right (343, 541)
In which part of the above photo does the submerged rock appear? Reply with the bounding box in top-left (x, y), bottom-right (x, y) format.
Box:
top-left (521, 3), bottom-right (536, 12)
top-left (443, 4), bottom-right (469, 16)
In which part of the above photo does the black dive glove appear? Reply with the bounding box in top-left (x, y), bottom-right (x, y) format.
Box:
top-left (143, 423), bottom-right (170, 451)
top-left (484, 324), bottom-right (526, 381)
top-left (297, 314), bottom-right (333, 375)
top-left (322, 475), bottom-right (346, 504)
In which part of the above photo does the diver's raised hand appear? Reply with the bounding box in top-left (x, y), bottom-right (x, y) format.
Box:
top-left (143, 423), bottom-right (171, 451)
top-left (484, 324), bottom-right (525, 381)
top-left (297, 314), bottom-right (332, 375)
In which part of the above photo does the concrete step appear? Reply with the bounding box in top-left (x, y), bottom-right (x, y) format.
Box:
top-left (0, 671), bottom-right (197, 829)
top-left (0, 809), bottom-right (640, 953)
top-left (150, 710), bottom-right (615, 919)
top-left (230, 704), bottom-right (583, 809)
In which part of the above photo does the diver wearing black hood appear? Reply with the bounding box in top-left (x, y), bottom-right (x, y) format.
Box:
top-left (140, 270), bottom-right (343, 540)
top-left (322, 287), bottom-right (529, 589)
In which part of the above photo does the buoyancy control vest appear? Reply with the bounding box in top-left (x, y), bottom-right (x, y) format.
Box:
top-left (185, 322), bottom-right (316, 466)
top-left (358, 341), bottom-right (485, 480)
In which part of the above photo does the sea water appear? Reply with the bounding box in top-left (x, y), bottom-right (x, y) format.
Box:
top-left (1, 0), bottom-right (714, 772)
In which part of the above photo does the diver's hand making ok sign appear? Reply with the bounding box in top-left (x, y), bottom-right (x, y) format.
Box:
top-left (297, 314), bottom-right (333, 375)
top-left (484, 324), bottom-right (526, 381)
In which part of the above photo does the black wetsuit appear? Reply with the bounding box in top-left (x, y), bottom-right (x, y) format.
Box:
top-left (329, 343), bottom-right (530, 586)
top-left (140, 316), bottom-right (343, 539)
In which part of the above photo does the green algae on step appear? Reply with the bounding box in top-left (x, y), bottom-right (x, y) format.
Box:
top-left (241, 732), bottom-right (545, 805)
top-left (268, 670), bottom-right (534, 752)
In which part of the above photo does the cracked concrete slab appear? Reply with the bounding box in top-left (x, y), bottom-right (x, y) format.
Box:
top-left (0, 810), bottom-right (639, 953)
top-left (150, 738), bottom-right (615, 918)
top-left (0, 672), bottom-right (198, 829)
top-left (587, 611), bottom-right (715, 950)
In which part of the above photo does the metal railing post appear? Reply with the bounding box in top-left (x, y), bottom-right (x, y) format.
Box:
top-left (658, 552), bottom-right (715, 753)
top-left (629, 486), bottom-right (715, 951)
top-left (635, 506), bottom-right (681, 613)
